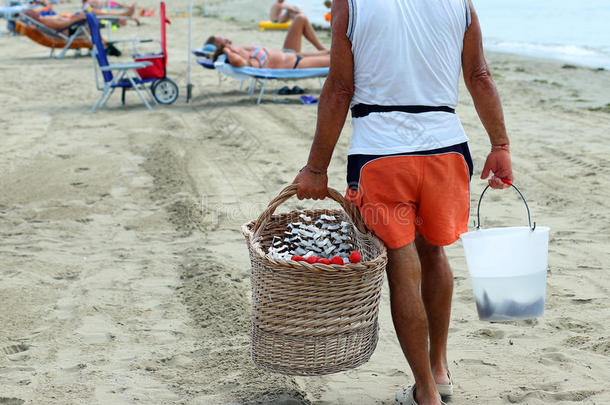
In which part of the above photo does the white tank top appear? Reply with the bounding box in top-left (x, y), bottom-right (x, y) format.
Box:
top-left (347, 0), bottom-right (471, 155)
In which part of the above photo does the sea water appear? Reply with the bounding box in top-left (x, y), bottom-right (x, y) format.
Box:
top-left (475, 0), bottom-right (610, 69)
top-left (471, 271), bottom-right (547, 322)
top-left (296, 0), bottom-right (610, 69)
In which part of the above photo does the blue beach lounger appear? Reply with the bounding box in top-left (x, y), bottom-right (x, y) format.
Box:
top-left (195, 53), bottom-right (329, 104)
top-left (192, 44), bottom-right (216, 68)
top-left (86, 12), bottom-right (157, 110)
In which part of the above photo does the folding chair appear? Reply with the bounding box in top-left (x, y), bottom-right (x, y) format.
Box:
top-left (86, 12), bottom-right (157, 111)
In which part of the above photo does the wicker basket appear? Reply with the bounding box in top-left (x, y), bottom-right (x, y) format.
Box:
top-left (242, 185), bottom-right (387, 376)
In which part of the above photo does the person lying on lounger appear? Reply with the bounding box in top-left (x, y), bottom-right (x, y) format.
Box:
top-left (212, 42), bottom-right (330, 69)
top-left (86, 0), bottom-right (134, 9)
top-left (205, 10), bottom-right (329, 67)
top-left (84, 0), bottom-right (142, 22)
top-left (23, 0), bottom-right (136, 32)
top-left (83, 0), bottom-right (141, 24)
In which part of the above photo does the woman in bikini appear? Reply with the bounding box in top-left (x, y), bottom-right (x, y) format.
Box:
top-left (213, 43), bottom-right (329, 69)
top-left (205, 11), bottom-right (329, 69)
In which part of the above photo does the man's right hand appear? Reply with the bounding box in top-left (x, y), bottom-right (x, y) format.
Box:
top-left (293, 168), bottom-right (328, 200)
top-left (481, 149), bottom-right (513, 189)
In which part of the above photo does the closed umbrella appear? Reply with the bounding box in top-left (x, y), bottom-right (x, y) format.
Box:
top-left (186, 0), bottom-right (194, 102)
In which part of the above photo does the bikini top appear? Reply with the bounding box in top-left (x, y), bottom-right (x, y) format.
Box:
top-left (249, 47), bottom-right (269, 68)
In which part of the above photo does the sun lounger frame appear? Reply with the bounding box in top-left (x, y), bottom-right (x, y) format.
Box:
top-left (210, 56), bottom-right (329, 104)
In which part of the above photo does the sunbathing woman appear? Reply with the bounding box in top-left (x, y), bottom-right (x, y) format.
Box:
top-left (23, 0), bottom-right (136, 32)
top-left (213, 42), bottom-right (329, 69)
top-left (206, 10), bottom-right (328, 63)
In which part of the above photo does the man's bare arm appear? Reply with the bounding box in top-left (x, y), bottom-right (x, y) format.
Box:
top-left (462, 0), bottom-right (513, 188)
top-left (293, 0), bottom-right (354, 199)
top-left (462, 1), bottom-right (508, 146)
top-left (307, 0), bottom-right (353, 173)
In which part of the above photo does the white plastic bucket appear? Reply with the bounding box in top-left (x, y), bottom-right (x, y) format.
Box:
top-left (460, 185), bottom-right (550, 322)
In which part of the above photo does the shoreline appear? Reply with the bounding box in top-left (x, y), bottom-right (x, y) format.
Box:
top-left (487, 49), bottom-right (607, 73)
top-left (201, 0), bottom-right (610, 71)
top-left (486, 46), bottom-right (609, 73)
top-left (192, 9), bottom-right (610, 114)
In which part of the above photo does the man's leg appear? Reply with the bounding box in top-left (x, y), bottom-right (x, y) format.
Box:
top-left (23, 9), bottom-right (42, 22)
top-left (387, 243), bottom-right (442, 405)
top-left (282, 13), bottom-right (327, 52)
top-left (415, 234), bottom-right (453, 386)
top-left (35, 14), bottom-right (85, 31)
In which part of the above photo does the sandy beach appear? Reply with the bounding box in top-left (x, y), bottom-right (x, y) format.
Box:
top-left (1, 1), bottom-right (609, 404)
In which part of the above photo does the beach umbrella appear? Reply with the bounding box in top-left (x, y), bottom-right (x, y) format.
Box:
top-left (186, 0), bottom-right (193, 102)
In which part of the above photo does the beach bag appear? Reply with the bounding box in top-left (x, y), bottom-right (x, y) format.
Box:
top-left (242, 185), bottom-right (387, 376)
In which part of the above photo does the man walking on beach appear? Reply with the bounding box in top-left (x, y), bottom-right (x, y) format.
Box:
top-left (294, 1), bottom-right (513, 404)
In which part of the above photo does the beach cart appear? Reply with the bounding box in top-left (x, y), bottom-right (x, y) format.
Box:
top-left (242, 185), bottom-right (387, 376)
top-left (133, 2), bottom-right (178, 104)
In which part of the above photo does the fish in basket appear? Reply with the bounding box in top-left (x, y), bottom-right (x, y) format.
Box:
top-left (242, 184), bottom-right (388, 376)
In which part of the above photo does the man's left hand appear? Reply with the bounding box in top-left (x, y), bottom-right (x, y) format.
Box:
top-left (481, 149), bottom-right (513, 189)
top-left (293, 168), bottom-right (328, 200)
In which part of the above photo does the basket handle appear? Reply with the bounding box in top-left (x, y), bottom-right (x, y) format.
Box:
top-left (475, 183), bottom-right (536, 231)
top-left (252, 184), bottom-right (367, 238)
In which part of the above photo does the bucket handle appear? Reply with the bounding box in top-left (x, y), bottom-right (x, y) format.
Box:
top-left (252, 184), bottom-right (367, 239)
top-left (475, 183), bottom-right (536, 231)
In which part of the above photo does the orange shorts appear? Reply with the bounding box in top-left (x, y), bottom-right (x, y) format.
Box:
top-left (345, 143), bottom-right (473, 248)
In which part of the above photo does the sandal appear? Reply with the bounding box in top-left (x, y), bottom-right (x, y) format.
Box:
top-left (395, 386), bottom-right (447, 405)
top-left (277, 86), bottom-right (291, 95)
top-left (436, 371), bottom-right (453, 397)
top-left (300, 95), bottom-right (318, 104)
top-left (291, 85), bottom-right (305, 94)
